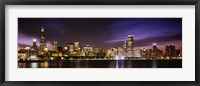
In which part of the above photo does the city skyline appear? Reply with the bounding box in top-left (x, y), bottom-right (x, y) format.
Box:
top-left (18, 18), bottom-right (182, 51)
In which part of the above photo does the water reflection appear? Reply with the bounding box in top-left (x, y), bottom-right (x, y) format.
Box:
top-left (116, 60), bottom-right (124, 68)
top-left (18, 60), bottom-right (182, 68)
top-left (30, 63), bottom-right (38, 68)
top-left (152, 60), bottom-right (157, 68)
top-left (40, 61), bottom-right (49, 68)
top-left (58, 61), bottom-right (63, 68)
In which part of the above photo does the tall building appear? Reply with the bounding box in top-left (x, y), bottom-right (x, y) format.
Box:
top-left (67, 43), bottom-right (75, 52)
top-left (117, 47), bottom-right (126, 57)
top-left (146, 49), bottom-right (152, 58)
top-left (123, 41), bottom-right (127, 50)
top-left (94, 48), bottom-right (105, 57)
top-left (31, 39), bottom-right (38, 55)
top-left (110, 47), bottom-right (118, 57)
top-left (52, 41), bottom-right (58, 51)
top-left (32, 39), bottom-right (37, 50)
top-left (152, 43), bottom-right (158, 51)
top-left (152, 43), bottom-right (159, 58)
top-left (39, 27), bottom-right (46, 51)
top-left (74, 42), bottom-right (81, 51)
top-left (165, 45), bottom-right (176, 57)
top-left (180, 47), bottom-right (182, 57)
top-left (127, 35), bottom-right (133, 51)
top-left (94, 48), bottom-right (100, 54)
top-left (133, 49), bottom-right (142, 57)
top-left (57, 46), bottom-right (63, 57)
top-left (106, 49), bottom-right (112, 57)
top-left (83, 45), bottom-right (93, 56)
top-left (83, 45), bottom-right (93, 53)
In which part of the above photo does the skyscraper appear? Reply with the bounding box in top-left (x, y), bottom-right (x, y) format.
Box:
top-left (165, 45), bottom-right (176, 57)
top-left (127, 35), bottom-right (133, 51)
top-left (32, 39), bottom-right (37, 50)
top-left (74, 42), bottom-right (81, 51)
top-left (123, 41), bottom-right (127, 51)
top-left (152, 43), bottom-right (159, 58)
top-left (152, 43), bottom-right (158, 51)
top-left (83, 45), bottom-right (93, 53)
top-left (67, 43), bottom-right (75, 52)
top-left (83, 45), bottom-right (93, 56)
top-left (40, 27), bottom-right (46, 51)
top-left (31, 39), bottom-right (38, 55)
top-left (52, 41), bottom-right (58, 51)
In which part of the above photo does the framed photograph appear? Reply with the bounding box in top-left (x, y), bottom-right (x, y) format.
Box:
top-left (0, 0), bottom-right (199, 86)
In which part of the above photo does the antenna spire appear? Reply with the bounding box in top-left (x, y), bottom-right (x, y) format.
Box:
top-left (41, 26), bottom-right (44, 32)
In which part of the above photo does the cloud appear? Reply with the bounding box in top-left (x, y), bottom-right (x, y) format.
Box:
top-left (18, 32), bottom-right (38, 46)
top-left (18, 32), bottom-right (52, 49)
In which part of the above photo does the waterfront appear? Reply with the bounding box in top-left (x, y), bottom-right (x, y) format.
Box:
top-left (18, 60), bottom-right (182, 68)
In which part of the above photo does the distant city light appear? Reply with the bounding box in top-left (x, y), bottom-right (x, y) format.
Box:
top-left (64, 47), bottom-right (67, 50)
top-left (121, 56), bottom-right (125, 60)
top-left (44, 48), bottom-right (48, 51)
top-left (33, 39), bottom-right (36, 42)
top-left (30, 63), bottom-right (38, 68)
top-left (115, 56), bottom-right (125, 60)
top-left (128, 35), bottom-right (134, 37)
top-left (41, 27), bottom-right (44, 32)
top-left (30, 55), bottom-right (37, 60)
top-left (25, 47), bottom-right (30, 50)
top-left (115, 56), bottom-right (120, 60)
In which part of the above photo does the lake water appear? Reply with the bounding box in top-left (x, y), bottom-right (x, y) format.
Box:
top-left (18, 60), bottom-right (182, 68)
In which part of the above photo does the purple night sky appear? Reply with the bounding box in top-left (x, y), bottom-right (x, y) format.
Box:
top-left (18, 18), bottom-right (182, 51)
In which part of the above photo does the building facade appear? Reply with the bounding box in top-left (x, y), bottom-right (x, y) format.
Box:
top-left (127, 35), bottom-right (134, 51)
top-left (39, 27), bottom-right (46, 52)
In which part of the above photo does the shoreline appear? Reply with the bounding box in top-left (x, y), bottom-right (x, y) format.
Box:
top-left (18, 59), bottom-right (182, 63)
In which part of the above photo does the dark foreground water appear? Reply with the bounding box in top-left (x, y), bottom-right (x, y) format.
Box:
top-left (18, 60), bottom-right (182, 68)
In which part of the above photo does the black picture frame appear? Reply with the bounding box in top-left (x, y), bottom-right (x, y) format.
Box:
top-left (0, 0), bottom-right (199, 86)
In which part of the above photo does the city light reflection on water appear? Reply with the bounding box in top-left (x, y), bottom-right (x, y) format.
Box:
top-left (152, 61), bottom-right (157, 68)
top-left (18, 60), bottom-right (182, 68)
top-left (30, 63), bottom-right (38, 68)
top-left (116, 60), bottom-right (124, 68)
top-left (39, 61), bottom-right (49, 68)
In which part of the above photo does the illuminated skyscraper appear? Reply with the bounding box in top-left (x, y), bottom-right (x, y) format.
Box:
top-left (165, 45), bottom-right (176, 57)
top-left (83, 45), bottom-right (93, 53)
top-left (83, 45), bottom-right (93, 56)
top-left (67, 43), bottom-right (75, 52)
top-left (39, 27), bottom-right (46, 51)
top-left (123, 41), bottom-right (127, 51)
top-left (127, 35), bottom-right (133, 51)
top-left (52, 41), bottom-right (58, 51)
top-left (94, 48), bottom-right (105, 57)
top-left (106, 49), bottom-right (112, 57)
top-left (110, 47), bottom-right (118, 57)
top-left (152, 43), bottom-right (159, 58)
top-left (94, 48), bottom-right (100, 54)
top-left (133, 49), bottom-right (142, 57)
top-left (31, 39), bottom-right (38, 55)
top-left (74, 42), bottom-right (81, 51)
top-left (32, 39), bottom-right (37, 50)
top-left (152, 43), bottom-right (158, 51)
top-left (117, 47), bottom-right (126, 57)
